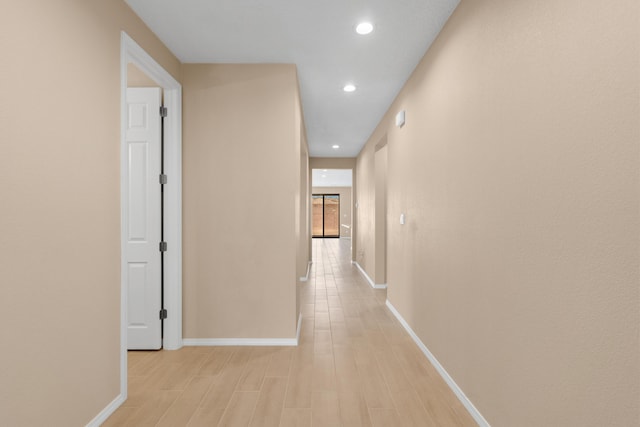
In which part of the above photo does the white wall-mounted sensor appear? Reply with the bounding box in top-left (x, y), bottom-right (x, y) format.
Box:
top-left (396, 110), bottom-right (406, 128)
top-left (400, 213), bottom-right (406, 225)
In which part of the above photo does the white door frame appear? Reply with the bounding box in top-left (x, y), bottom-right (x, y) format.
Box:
top-left (120, 32), bottom-right (183, 397)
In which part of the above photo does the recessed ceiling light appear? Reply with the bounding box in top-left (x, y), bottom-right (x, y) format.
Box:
top-left (356, 22), bottom-right (374, 35)
top-left (332, 145), bottom-right (340, 149)
top-left (343, 84), bottom-right (356, 92)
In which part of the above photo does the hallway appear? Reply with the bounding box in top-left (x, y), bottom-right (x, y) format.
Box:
top-left (105, 238), bottom-right (476, 426)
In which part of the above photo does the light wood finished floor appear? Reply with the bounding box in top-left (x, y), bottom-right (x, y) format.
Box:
top-left (105, 238), bottom-right (477, 426)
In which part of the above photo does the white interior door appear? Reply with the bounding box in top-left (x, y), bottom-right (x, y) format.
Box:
top-left (125, 87), bottom-right (162, 350)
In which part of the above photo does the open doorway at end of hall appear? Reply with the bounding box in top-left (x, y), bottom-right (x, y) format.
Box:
top-left (312, 194), bottom-right (340, 238)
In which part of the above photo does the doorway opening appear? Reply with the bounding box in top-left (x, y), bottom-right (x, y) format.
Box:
top-left (310, 168), bottom-right (353, 240)
top-left (120, 32), bottom-right (183, 403)
top-left (312, 194), bottom-right (340, 237)
top-left (374, 141), bottom-right (388, 286)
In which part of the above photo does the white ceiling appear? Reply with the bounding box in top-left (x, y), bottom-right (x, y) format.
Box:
top-left (125, 0), bottom-right (459, 157)
top-left (312, 169), bottom-right (353, 187)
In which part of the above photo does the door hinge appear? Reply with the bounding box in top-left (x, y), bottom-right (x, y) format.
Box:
top-left (159, 309), bottom-right (168, 320)
top-left (159, 174), bottom-right (167, 185)
top-left (159, 106), bottom-right (168, 117)
top-left (159, 241), bottom-right (167, 252)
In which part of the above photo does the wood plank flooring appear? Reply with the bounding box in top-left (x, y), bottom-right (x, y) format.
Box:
top-left (105, 238), bottom-right (477, 426)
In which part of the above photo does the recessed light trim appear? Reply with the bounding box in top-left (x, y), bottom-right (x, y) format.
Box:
top-left (332, 145), bottom-right (340, 149)
top-left (343, 84), bottom-right (356, 92)
top-left (356, 22), bottom-right (374, 35)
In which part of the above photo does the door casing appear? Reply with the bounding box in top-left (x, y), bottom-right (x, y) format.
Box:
top-left (120, 32), bottom-right (183, 400)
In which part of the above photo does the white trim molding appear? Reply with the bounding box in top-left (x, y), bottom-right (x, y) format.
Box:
top-left (85, 394), bottom-right (125, 427)
top-left (385, 299), bottom-right (491, 427)
top-left (299, 261), bottom-right (313, 282)
top-left (353, 261), bottom-right (387, 289)
top-left (183, 313), bottom-right (303, 347)
top-left (184, 338), bottom-right (298, 346)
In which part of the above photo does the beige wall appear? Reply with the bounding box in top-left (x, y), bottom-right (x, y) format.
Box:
top-left (182, 64), bottom-right (308, 339)
top-left (309, 157), bottom-right (356, 170)
top-left (127, 62), bottom-right (158, 87)
top-left (0, 1), bottom-right (180, 425)
top-left (312, 187), bottom-right (352, 238)
top-left (355, 0), bottom-right (639, 426)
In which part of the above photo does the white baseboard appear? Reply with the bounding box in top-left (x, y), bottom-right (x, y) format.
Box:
top-left (299, 261), bottom-right (313, 282)
top-left (85, 393), bottom-right (125, 427)
top-left (352, 261), bottom-right (387, 289)
top-left (184, 311), bottom-right (303, 348)
top-left (385, 299), bottom-right (491, 427)
top-left (183, 337), bottom-right (298, 346)
top-left (184, 313), bottom-right (303, 347)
